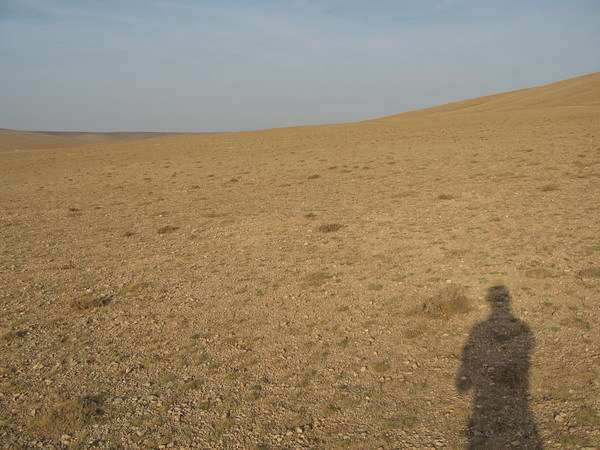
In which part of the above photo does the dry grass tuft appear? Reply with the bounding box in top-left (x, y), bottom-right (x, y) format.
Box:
top-left (437, 193), bottom-right (456, 200)
top-left (392, 190), bottom-right (417, 199)
top-left (525, 268), bottom-right (554, 279)
top-left (403, 325), bottom-right (426, 339)
top-left (70, 294), bottom-right (113, 310)
top-left (157, 225), bottom-right (180, 234)
top-left (541, 183), bottom-right (560, 192)
top-left (556, 433), bottom-right (593, 447)
top-left (560, 316), bottom-right (592, 330)
top-left (384, 414), bottom-right (418, 429)
top-left (368, 283), bottom-right (384, 291)
top-left (317, 223), bottom-right (343, 233)
top-left (574, 406), bottom-right (600, 427)
top-left (578, 267), bottom-right (600, 278)
top-left (304, 271), bottom-right (334, 287)
top-left (0, 329), bottom-right (22, 342)
top-left (414, 285), bottom-right (472, 319)
top-left (30, 395), bottom-right (105, 437)
top-left (373, 359), bottom-right (391, 373)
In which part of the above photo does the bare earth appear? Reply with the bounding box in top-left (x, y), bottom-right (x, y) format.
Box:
top-left (1, 73), bottom-right (599, 449)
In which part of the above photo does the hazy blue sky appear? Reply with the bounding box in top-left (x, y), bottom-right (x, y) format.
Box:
top-left (1, 0), bottom-right (599, 132)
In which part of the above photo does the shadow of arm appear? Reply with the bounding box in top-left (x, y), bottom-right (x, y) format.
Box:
top-left (456, 342), bottom-right (474, 394)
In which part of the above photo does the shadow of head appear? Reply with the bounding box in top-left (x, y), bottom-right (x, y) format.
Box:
top-left (486, 285), bottom-right (511, 308)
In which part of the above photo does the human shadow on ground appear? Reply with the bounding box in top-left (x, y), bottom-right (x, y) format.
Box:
top-left (456, 285), bottom-right (543, 449)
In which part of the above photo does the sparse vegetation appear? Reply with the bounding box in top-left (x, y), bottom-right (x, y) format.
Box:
top-left (373, 359), bottom-right (391, 373)
top-left (70, 294), bottom-right (113, 310)
top-left (541, 183), bottom-right (560, 192)
top-left (304, 271), bottom-right (334, 287)
top-left (437, 193), bottom-right (456, 200)
top-left (157, 225), bottom-right (180, 234)
top-left (1, 73), bottom-right (598, 448)
top-left (574, 406), bottom-right (599, 427)
top-left (323, 403), bottom-right (341, 417)
top-left (525, 268), bottom-right (554, 279)
top-left (317, 223), bottom-right (343, 232)
top-left (337, 336), bottom-right (350, 347)
top-left (560, 316), bottom-right (592, 330)
top-left (0, 330), bottom-right (18, 342)
top-left (392, 190), bottom-right (416, 199)
top-left (367, 283), bottom-right (384, 291)
top-left (557, 433), bottom-right (592, 447)
top-left (384, 414), bottom-right (418, 429)
top-left (578, 267), bottom-right (600, 278)
top-left (30, 395), bottom-right (105, 437)
top-left (413, 285), bottom-right (472, 319)
top-left (403, 326), bottom-right (426, 339)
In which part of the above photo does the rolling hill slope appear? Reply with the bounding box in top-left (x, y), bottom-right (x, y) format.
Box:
top-left (0, 73), bottom-right (598, 448)
top-left (374, 71), bottom-right (600, 119)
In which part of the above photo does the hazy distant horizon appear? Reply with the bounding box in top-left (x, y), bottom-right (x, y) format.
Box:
top-left (2, 71), bottom-right (596, 135)
top-left (1, 0), bottom-right (599, 133)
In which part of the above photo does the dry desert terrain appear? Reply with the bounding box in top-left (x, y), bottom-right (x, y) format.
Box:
top-left (1, 73), bottom-right (599, 448)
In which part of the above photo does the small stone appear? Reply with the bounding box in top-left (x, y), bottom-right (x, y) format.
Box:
top-left (360, 366), bottom-right (367, 372)
top-left (295, 427), bottom-right (303, 434)
top-left (554, 413), bottom-right (566, 422)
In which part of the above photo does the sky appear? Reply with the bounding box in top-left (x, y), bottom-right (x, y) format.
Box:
top-left (0, 0), bottom-right (599, 132)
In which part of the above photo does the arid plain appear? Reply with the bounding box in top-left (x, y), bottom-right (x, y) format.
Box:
top-left (1, 73), bottom-right (599, 448)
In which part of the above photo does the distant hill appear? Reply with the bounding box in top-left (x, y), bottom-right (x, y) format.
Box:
top-left (2, 72), bottom-right (598, 152)
top-left (0, 129), bottom-right (190, 152)
top-left (372, 71), bottom-right (600, 120)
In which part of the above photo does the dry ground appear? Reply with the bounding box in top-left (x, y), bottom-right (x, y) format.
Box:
top-left (1, 73), bottom-right (599, 448)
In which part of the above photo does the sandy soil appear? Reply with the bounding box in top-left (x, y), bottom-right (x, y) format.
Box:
top-left (1, 73), bottom-right (599, 448)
